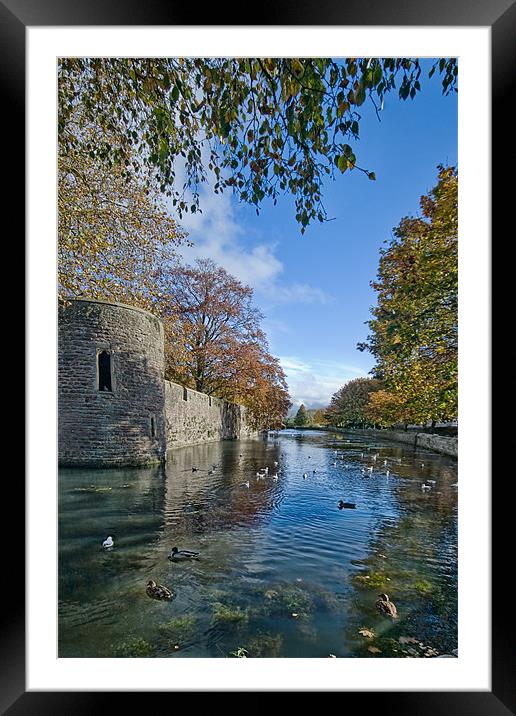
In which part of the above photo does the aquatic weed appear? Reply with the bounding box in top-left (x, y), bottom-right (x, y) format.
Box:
top-left (112, 637), bottom-right (153, 657)
top-left (212, 602), bottom-right (249, 624)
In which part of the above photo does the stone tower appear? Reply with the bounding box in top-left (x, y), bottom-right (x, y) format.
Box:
top-left (58, 298), bottom-right (167, 467)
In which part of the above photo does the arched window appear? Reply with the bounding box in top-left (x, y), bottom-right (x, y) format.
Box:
top-left (98, 351), bottom-right (112, 392)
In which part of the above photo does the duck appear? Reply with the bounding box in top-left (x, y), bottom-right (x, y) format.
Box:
top-left (375, 593), bottom-right (398, 619)
top-left (102, 536), bottom-right (114, 549)
top-left (146, 579), bottom-right (174, 600)
top-left (338, 500), bottom-right (356, 509)
top-left (168, 546), bottom-right (200, 561)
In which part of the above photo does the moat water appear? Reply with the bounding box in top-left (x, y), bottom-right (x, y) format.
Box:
top-left (58, 429), bottom-right (458, 658)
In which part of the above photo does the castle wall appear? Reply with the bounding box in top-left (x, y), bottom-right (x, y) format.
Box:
top-left (164, 381), bottom-right (257, 449)
top-left (58, 299), bottom-right (167, 467)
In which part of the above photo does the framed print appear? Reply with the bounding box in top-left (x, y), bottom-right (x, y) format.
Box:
top-left (3, 0), bottom-right (512, 710)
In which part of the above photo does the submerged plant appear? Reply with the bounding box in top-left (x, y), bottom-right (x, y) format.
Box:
top-left (244, 632), bottom-right (284, 658)
top-left (212, 602), bottom-right (249, 624)
top-left (261, 583), bottom-right (315, 618)
top-left (353, 572), bottom-right (392, 589)
top-left (112, 637), bottom-right (153, 657)
top-left (158, 615), bottom-right (198, 644)
top-left (412, 579), bottom-right (433, 594)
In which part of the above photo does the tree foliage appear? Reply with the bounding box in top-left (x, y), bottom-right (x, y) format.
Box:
top-left (58, 57), bottom-right (457, 232)
top-left (294, 404), bottom-right (310, 427)
top-left (155, 258), bottom-right (291, 429)
top-left (58, 135), bottom-right (187, 308)
top-left (325, 377), bottom-right (382, 427)
top-left (358, 166), bottom-right (458, 425)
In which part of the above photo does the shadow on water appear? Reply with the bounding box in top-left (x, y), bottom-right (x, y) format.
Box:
top-left (58, 430), bottom-right (457, 657)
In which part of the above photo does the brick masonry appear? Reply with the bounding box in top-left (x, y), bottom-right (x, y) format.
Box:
top-left (58, 298), bottom-right (257, 467)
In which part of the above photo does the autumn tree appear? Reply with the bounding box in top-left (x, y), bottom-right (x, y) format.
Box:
top-left (326, 377), bottom-right (381, 427)
top-left (312, 408), bottom-right (328, 426)
top-left (294, 404), bottom-right (310, 427)
top-left (58, 125), bottom-right (187, 308)
top-left (58, 58), bottom-right (457, 233)
top-left (358, 166), bottom-right (458, 425)
top-left (154, 258), bottom-right (291, 429)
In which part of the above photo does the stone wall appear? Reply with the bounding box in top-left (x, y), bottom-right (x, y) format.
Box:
top-left (58, 299), bottom-right (167, 467)
top-left (347, 428), bottom-right (458, 458)
top-left (164, 380), bottom-right (256, 449)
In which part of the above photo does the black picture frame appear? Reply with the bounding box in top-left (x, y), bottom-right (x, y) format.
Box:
top-left (5, 0), bottom-right (512, 711)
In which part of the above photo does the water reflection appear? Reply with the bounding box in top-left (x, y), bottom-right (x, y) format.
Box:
top-left (59, 430), bottom-right (457, 657)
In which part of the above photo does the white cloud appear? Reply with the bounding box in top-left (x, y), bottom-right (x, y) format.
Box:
top-left (176, 186), bottom-right (331, 306)
top-left (279, 356), bottom-right (367, 409)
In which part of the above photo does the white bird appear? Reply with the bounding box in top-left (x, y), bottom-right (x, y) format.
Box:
top-left (383, 460), bottom-right (388, 466)
top-left (366, 466), bottom-right (373, 472)
top-left (421, 463), bottom-right (425, 468)
top-left (102, 536), bottom-right (114, 549)
top-left (386, 470), bottom-right (390, 477)
top-left (303, 473), bottom-right (308, 479)
top-left (427, 479), bottom-right (436, 484)
top-left (272, 474), bottom-right (278, 481)
top-left (241, 481), bottom-right (250, 488)
top-left (332, 461), bottom-right (337, 467)
top-left (274, 461), bottom-right (279, 467)
top-left (421, 483), bottom-right (431, 491)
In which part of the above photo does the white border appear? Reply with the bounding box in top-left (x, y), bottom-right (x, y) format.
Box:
top-left (27, 26), bottom-right (490, 691)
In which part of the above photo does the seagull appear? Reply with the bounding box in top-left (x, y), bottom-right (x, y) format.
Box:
top-left (274, 461), bottom-right (279, 467)
top-left (102, 536), bottom-right (114, 549)
top-left (241, 481), bottom-right (250, 488)
top-left (421, 483), bottom-right (431, 491)
top-left (386, 470), bottom-right (390, 477)
top-left (303, 473), bottom-right (308, 479)
top-left (383, 460), bottom-right (388, 466)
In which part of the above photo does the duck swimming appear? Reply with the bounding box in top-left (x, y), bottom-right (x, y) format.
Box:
top-left (102, 536), bottom-right (114, 549)
top-left (338, 501), bottom-right (356, 509)
top-left (168, 547), bottom-right (200, 561)
top-left (375, 593), bottom-right (398, 619)
top-left (146, 579), bottom-right (174, 600)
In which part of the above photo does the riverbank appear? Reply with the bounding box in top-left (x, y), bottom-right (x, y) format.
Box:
top-left (328, 427), bottom-right (457, 459)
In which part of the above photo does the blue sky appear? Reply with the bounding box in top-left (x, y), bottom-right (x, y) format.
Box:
top-left (176, 60), bottom-right (457, 409)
